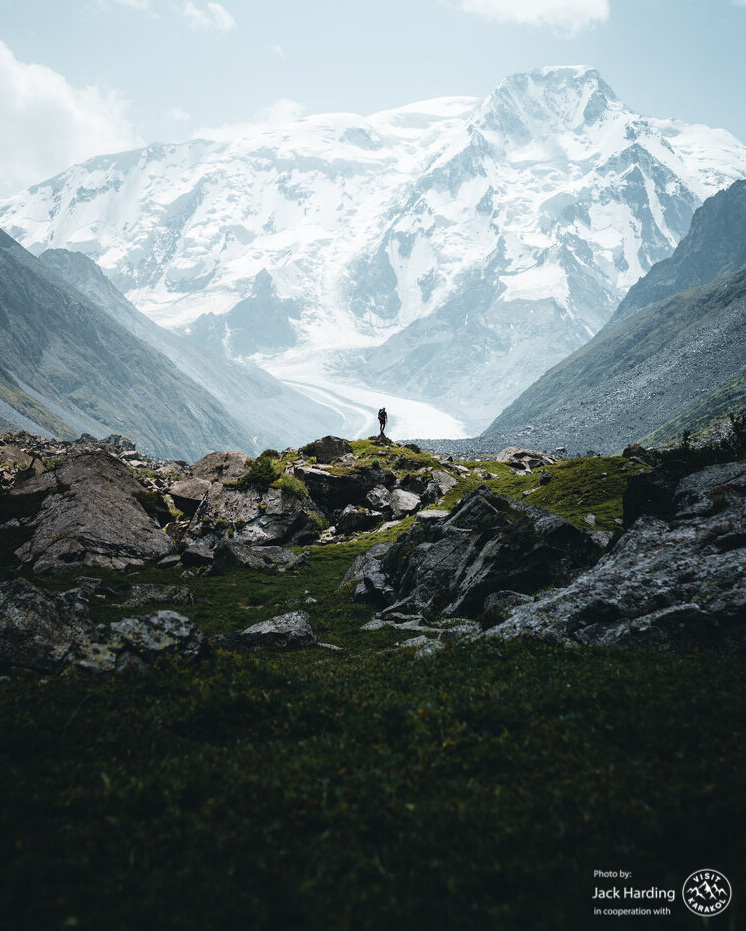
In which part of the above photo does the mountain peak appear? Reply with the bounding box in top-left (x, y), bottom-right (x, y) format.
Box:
top-left (477, 65), bottom-right (619, 136)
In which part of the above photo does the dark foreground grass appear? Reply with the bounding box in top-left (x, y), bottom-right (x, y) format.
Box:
top-left (1, 640), bottom-right (744, 931)
top-left (1, 454), bottom-right (742, 929)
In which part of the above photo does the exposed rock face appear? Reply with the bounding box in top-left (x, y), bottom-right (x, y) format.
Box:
top-left (622, 459), bottom-right (693, 528)
top-left (0, 578), bottom-right (92, 673)
top-left (486, 461), bottom-right (746, 651)
top-left (371, 488), bottom-right (604, 619)
top-left (70, 611), bottom-right (210, 672)
top-left (343, 542), bottom-right (397, 606)
top-left (183, 482), bottom-right (322, 550)
top-left (10, 451), bottom-right (175, 572)
top-left (621, 443), bottom-right (656, 466)
top-left (293, 463), bottom-right (396, 519)
top-left (608, 179), bottom-right (746, 327)
top-left (213, 611), bottom-right (317, 651)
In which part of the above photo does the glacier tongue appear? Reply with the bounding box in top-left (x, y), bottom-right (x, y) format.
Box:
top-left (1, 66), bottom-right (745, 437)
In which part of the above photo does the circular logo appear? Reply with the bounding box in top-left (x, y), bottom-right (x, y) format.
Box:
top-left (682, 869), bottom-right (732, 916)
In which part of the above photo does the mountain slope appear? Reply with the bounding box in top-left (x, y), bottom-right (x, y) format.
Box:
top-left (479, 266), bottom-right (746, 454)
top-left (37, 248), bottom-right (344, 450)
top-left (607, 179), bottom-right (746, 327)
top-left (480, 180), bottom-right (746, 453)
top-left (1, 67), bottom-right (745, 433)
top-left (0, 230), bottom-right (269, 460)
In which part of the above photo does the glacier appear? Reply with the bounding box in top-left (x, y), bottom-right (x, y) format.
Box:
top-left (1, 65), bottom-right (745, 437)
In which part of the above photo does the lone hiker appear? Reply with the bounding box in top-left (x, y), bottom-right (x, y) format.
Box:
top-left (378, 406), bottom-right (388, 436)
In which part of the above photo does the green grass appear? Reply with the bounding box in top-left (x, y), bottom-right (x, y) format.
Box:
top-left (0, 641), bottom-right (743, 931)
top-left (434, 456), bottom-right (642, 533)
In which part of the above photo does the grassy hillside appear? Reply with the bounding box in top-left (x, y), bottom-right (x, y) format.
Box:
top-left (1, 449), bottom-right (744, 930)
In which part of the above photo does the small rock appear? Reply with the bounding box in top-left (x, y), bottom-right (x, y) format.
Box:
top-left (124, 584), bottom-right (194, 608)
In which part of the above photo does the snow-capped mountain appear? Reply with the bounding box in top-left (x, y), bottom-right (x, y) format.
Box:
top-left (2, 66), bottom-right (745, 436)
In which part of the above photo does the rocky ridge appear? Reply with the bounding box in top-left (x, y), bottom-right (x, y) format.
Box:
top-left (0, 431), bottom-right (474, 576)
top-left (1, 429), bottom-right (743, 674)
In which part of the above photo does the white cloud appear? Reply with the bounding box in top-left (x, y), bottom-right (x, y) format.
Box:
top-left (98, 0), bottom-right (155, 12)
top-left (165, 106), bottom-right (191, 123)
top-left (181, 2), bottom-right (236, 31)
top-left (0, 41), bottom-right (142, 198)
top-left (270, 44), bottom-right (286, 59)
top-left (458, 0), bottom-right (610, 33)
top-left (196, 98), bottom-right (305, 142)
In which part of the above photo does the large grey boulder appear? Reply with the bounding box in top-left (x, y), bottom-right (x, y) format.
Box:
top-left (0, 578), bottom-right (92, 673)
top-left (191, 450), bottom-right (252, 482)
top-left (213, 610), bottom-right (317, 651)
top-left (70, 611), bottom-right (210, 672)
top-left (211, 542), bottom-right (308, 575)
top-left (380, 488), bottom-right (603, 619)
top-left (299, 435), bottom-right (353, 463)
top-left (389, 488), bottom-right (421, 519)
top-left (486, 461), bottom-right (746, 651)
top-left (168, 477), bottom-right (210, 517)
top-left (8, 451), bottom-right (175, 572)
top-left (495, 447), bottom-right (557, 472)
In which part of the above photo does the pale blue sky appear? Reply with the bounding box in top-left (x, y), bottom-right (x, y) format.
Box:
top-left (1, 0), bottom-right (745, 195)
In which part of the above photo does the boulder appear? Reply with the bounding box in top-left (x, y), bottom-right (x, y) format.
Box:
top-left (430, 470), bottom-right (458, 497)
top-left (495, 447), bottom-right (557, 472)
top-left (293, 464), bottom-right (395, 518)
top-left (0, 578), bottom-right (92, 673)
top-left (168, 477), bottom-right (210, 518)
top-left (180, 543), bottom-right (215, 567)
top-left (485, 461), bottom-right (746, 652)
top-left (213, 611), bottom-right (317, 651)
top-left (389, 488), bottom-right (421, 519)
top-left (183, 482), bottom-right (322, 549)
top-left (8, 451), bottom-right (175, 573)
top-left (211, 542), bottom-right (308, 575)
top-left (191, 450), bottom-right (252, 483)
top-left (70, 611), bottom-right (210, 672)
top-left (379, 488), bottom-right (603, 619)
top-left (299, 436), bottom-right (353, 463)
top-left (621, 443), bottom-right (656, 466)
top-left (623, 459), bottom-right (691, 528)
top-left (336, 505), bottom-right (384, 535)
top-left (366, 485), bottom-right (392, 512)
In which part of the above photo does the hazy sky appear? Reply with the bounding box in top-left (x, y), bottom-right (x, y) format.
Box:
top-left (1, 0), bottom-right (745, 196)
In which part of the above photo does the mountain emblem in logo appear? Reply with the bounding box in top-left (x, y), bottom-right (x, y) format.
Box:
top-left (682, 869), bottom-right (732, 915)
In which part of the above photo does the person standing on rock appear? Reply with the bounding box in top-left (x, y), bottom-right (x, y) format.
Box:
top-left (378, 407), bottom-right (388, 436)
